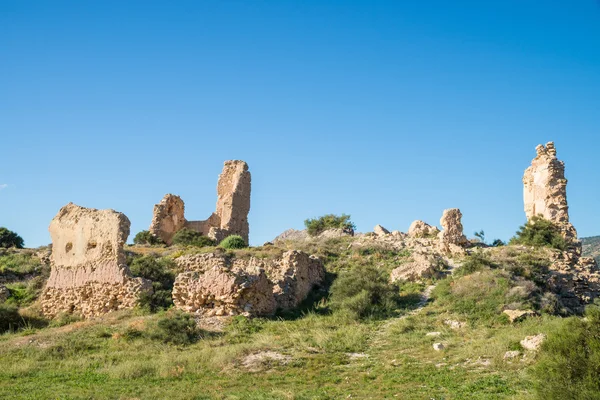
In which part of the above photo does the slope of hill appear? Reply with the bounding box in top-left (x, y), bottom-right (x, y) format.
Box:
top-left (582, 236), bottom-right (600, 263)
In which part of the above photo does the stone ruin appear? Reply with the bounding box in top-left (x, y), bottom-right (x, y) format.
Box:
top-left (172, 250), bottom-right (324, 317)
top-left (523, 141), bottom-right (577, 242)
top-left (150, 160), bottom-right (251, 245)
top-left (523, 142), bottom-right (600, 313)
top-left (438, 208), bottom-right (468, 254)
top-left (41, 203), bottom-right (151, 318)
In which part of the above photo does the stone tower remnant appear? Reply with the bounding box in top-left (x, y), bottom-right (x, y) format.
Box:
top-left (438, 208), bottom-right (468, 253)
top-left (150, 160), bottom-right (251, 245)
top-left (523, 141), bottom-right (577, 241)
top-left (41, 203), bottom-right (151, 318)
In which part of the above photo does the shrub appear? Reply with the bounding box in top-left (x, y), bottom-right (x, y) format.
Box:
top-left (219, 235), bottom-right (247, 249)
top-left (328, 265), bottom-right (401, 320)
top-left (132, 230), bottom-right (163, 246)
top-left (304, 214), bottom-right (356, 237)
top-left (0, 228), bottom-right (24, 249)
top-left (0, 304), bottom-right (25, 332)
top-left (532, 305), bottom-right (600, 399)
top-left (453, 252), bottom-right (498, 278)
top-left (509, 216), bottom-right (568, 251)
top-left (172, 228), bottom-right (215, 247)
top-left (129, 256), bottom-right (175, 312)
top-left (148, 310), bottom-right (200, 346)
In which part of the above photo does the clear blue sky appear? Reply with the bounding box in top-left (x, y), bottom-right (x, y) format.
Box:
top-left (1, 1), bottom-right (599, 247)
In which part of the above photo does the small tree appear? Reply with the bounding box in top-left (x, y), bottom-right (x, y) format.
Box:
top-left (129, 255), bottom-right (175, 312)
top-left (0, 228), bottom-right (24, 249)
top-left (509, 216), bottom-right (567, 251)
top-left (133, 230), bottom-right (163, 246)
top-left (474, 230), bottom-right (485, 243)
top-left (172, 228), bottom-right (215, 247)
top-left (304, 214), bottom-right (356, 237)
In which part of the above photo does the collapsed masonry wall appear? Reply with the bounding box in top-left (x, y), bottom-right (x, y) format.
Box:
top-left (41, 203), bottom-right (151, 318)
top-left (150, 160), bottom-right (251, 245)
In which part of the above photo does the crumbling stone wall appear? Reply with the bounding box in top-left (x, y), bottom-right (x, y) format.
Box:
top-left (523, 142), bottom-right (577, 241)
top-left (172, 250), bottom-right (324, 316)
top-left (41, 203), bottom-right (151, 318)
top-left (438, 208), bottom-right (468, 253)
top-left (150, 160), bottom-right (251, 245)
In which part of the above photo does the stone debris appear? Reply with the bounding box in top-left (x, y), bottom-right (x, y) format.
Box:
top-left (408, 220), bottom-right (440, 238)
top-left (241, 351), bottom-right (292, 372)
top-left (523, 142), bottom-right (577, 241)
top-left (172, 250), bottom-right (324, 317)
top-left (373, 225), bottom-right (390, 237)
top-left (438, 209), bottom-right (468, 254)
top-left (390, 251), bottom-right (445, 282)
top-left (272, 229), bottom-right (310, 243)
top-left (503, 351), bottom-right (521, 360)
top-left (502, 309), bottom-right (536, 323)
top-left (444, 319), bottom-right (466, 330)
top-left (150, 160), bottom-right (251, 245)
top-left (520, 334), bottom-right (546, 351)
top-left (433, 343), bottom-right (445, 351)
top-left (426, 332), bottom-right (442, 337)
top-left (40, 203), bottom-right (151, 318)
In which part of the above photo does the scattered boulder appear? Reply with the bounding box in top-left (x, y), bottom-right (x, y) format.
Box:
top-left (390, 252), bottom-right (445, 282)
top-left (374, 225), bottom-right (390, 237)
top-left (520, 334), bottom-right (546, 351)
top-left (444, 319), bottom-right (466, 330)
top-left (408, 220), bottom-right (440, 238)
top-left (433, 343), bottom-right (445, 351)
top-left (150, 160), bottom-right (251, 245)
top-left (438, 208), bottom-right (468, 253)
top-left (41, 203), bottom-right (151, 318)
top-left (241, 351), bottom-right (292, 372)
top-left (172, 250), bottom-right (324, 316)
top-left (503, 309), bottom-right (536, 323)
top-left (273, 229), bottom-right (310, 243)
top-left (426, 331), bottom-right (442, 337)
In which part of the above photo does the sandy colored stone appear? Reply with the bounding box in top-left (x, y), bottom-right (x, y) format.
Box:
top-left (41, 203), bottom-right (151, 318)
top-left (149, 194), bottom-right (185, 245)
top-left (390, 252), bottom-right (444, 282)
top-left (273, 229), bottom-right (310, 243)
top-left (408, 220), bottom-right (440, 238)
top-left (151, 160), bottom-right (251, 245)
top-left (374, 225), bottom-right (390, 237)
top-left (523, 142), bottom-right (577, 241)
top-left (520, 334), bottom-right (546, 351)
top-left (503, 309), bottom-right (536, 323)
top-left (438, 208), bottom-right (468, 253)
top-left (172, 250), bottom-right (324, 316)
top-left (0, 285), bottom-right (9, 302)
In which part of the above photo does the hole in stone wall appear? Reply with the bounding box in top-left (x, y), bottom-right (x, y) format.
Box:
top-left (87, 241), bottom-right (97, 250)
top-left (65, 242), bottom-right (73, 253)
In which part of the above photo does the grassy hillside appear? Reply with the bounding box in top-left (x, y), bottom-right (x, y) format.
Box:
top-left (582, 236), bottom-right (600, 264)
top-left (0, 239), bottom-right (596, 399)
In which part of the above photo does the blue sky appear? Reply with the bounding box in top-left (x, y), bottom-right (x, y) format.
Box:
top-left (1, 1), bottom-right (599, 247)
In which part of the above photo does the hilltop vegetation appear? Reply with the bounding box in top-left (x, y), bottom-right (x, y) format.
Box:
top-left (1, 224), bottom-right (599, 399)
top-left (582, 236), bottom-right (600, 264)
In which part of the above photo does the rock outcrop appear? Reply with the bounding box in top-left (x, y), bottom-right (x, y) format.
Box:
top-left (172, 250), bottom-right (324, 316)
top-left (390, 251), bottom-right (445, 282)
top-left (150, 160), bottom-right (251, 245)
top-left (373, 225), bottom-right (390, 237)
top-left (438, 208), bottom-right (468, 253)
top-left (523, 142), bottom-right (577, 241)
top-left (408, 220), bottom-right (440, 238)
top-left (41, 203), bottom-right (151, 318)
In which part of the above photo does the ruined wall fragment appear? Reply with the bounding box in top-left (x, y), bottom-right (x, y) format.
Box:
top-left (438, 208), bottom-right (468, 253)
top-left (523, 142), bottom-right (577, 241)
top-left (41, 203), bottom-right (151, 318)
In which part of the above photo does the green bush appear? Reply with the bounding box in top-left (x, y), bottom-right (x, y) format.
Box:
top-left (509, 216), bottom-right (568, 251)
top-left (328, 265), bottom-right (401, 320)
top-left (219, 235), bottom-right (247, 249)
top-left (532, 305), bottom-right (600, 399)
top-left (304, 214), bottom-right (356, 237)
top-left (0, 227), bottom-right (24, 249)
top-left (129, 256), bottom-right (175, 312)
top-left (453, 252), bottom-right (498, 278)
top-left (172, 228), bottom-right (215, 247)
top-left (132, 230), bottom-right (163, 246)
top-left (148, 310), bottom-right (200, 346)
